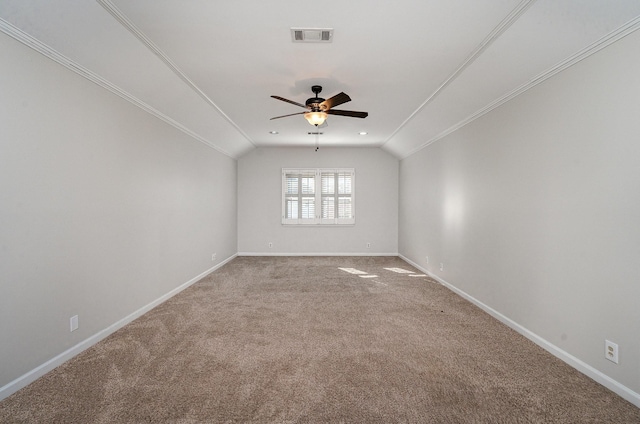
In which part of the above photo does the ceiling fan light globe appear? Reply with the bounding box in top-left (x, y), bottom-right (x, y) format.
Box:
top-left (304, 111), bottom-right (327, 126)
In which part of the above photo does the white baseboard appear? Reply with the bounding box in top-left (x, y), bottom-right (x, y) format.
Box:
top-left (399, 254), bottom-right (640, 408)
top-left (0, 253), bottom-right (237, 402)
top-left (238, 252), bottom-right (399, 257)
top-left (7, 253), bottom-right (636, 408)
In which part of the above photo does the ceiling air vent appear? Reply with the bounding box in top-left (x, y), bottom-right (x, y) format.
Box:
top-left (291, 28), bottom-right (333, 43)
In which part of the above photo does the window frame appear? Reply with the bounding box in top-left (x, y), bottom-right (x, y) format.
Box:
top-left (282, 168), bottom-right (355, 226)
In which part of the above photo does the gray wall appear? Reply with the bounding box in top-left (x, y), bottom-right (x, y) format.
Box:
top-left (238, 147), bottom-right (398, 255)
top-left (0, 33), bottom-right (237, 390)
top-left (399, 30), bottom-right (640, 396)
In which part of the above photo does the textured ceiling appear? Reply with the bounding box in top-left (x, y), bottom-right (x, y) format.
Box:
top-left (2, 1), bottom-right (640, 158)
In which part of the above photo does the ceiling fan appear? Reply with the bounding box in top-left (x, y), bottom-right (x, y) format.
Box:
top-left (270, 85), bottom-right (368, 127)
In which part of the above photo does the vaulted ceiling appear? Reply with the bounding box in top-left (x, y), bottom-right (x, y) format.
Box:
top-left (2, 1), bottom-right (640, 158)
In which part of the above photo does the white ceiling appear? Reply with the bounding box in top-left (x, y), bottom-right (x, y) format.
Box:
top-left (2, 1), bottom-right (640, 158)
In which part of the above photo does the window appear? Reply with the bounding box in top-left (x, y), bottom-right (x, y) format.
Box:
top-left (282, 168), bottom-right (355, 225)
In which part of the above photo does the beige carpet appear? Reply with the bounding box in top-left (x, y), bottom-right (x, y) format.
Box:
top-left (1, 256), bottom-right (638, 423)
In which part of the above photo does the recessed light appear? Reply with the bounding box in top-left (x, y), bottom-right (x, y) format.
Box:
top-left (359, 132), bottom-right (368, 135)
top-left (269, 131), bottom-right (279, 134)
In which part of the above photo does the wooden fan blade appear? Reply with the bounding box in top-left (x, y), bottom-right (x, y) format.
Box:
top-left (270, 111), bottom-right (307, 120)
top-left (320, 92), bottom-right (351, 110)
top-left (271, 95), bottom-right (308, 109)
top-left (327, 109), bottom-right (368, 118)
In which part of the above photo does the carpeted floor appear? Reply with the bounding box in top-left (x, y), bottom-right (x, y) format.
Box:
top-left (1, 256), bottom-right (638, 423)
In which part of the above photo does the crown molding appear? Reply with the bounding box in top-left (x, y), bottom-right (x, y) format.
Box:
top-left (96, 0), bottom-right (256, 148)
top-left (0, 17), bottom-right (236, 159)
top-left (383, 0), bottom-right (537, 148)
top-left (400, 14), bottom-right (640, 160)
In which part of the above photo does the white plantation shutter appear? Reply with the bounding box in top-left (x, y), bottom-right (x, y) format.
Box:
top-left (283, 170), bottom-right (317, 224)
top-left (320, 170), bottom-right (354, 224)
top-left (283, 168), bottom-right (355, 225)
top-left (337, 171), bottom-right (352, 220)
top-left (321, 173), bottom-right (335, 219)
top-left (285, 174), bottom-right (299, 220)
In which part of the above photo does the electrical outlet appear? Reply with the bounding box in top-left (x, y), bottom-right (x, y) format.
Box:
top-left (268, 242), bottom-right (273, 248)
top-left (425, 256), bottom-right (429, 264)
top-left (439, 262), bottom-right (444, 271)
top-left (366, 243), bottom-right (371, 248)
top-left (211, 253), bottom-right (217, 261)
top-left (605, 340), bottom-right (619, 364)
top-left (70, 315), bottom-right (79, 332)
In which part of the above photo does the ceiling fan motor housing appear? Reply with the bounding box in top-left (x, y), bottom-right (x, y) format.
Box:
top-left (306, 85), bottom-right (325, 111)
top-left (306, 97), bottom-right (325, 110)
